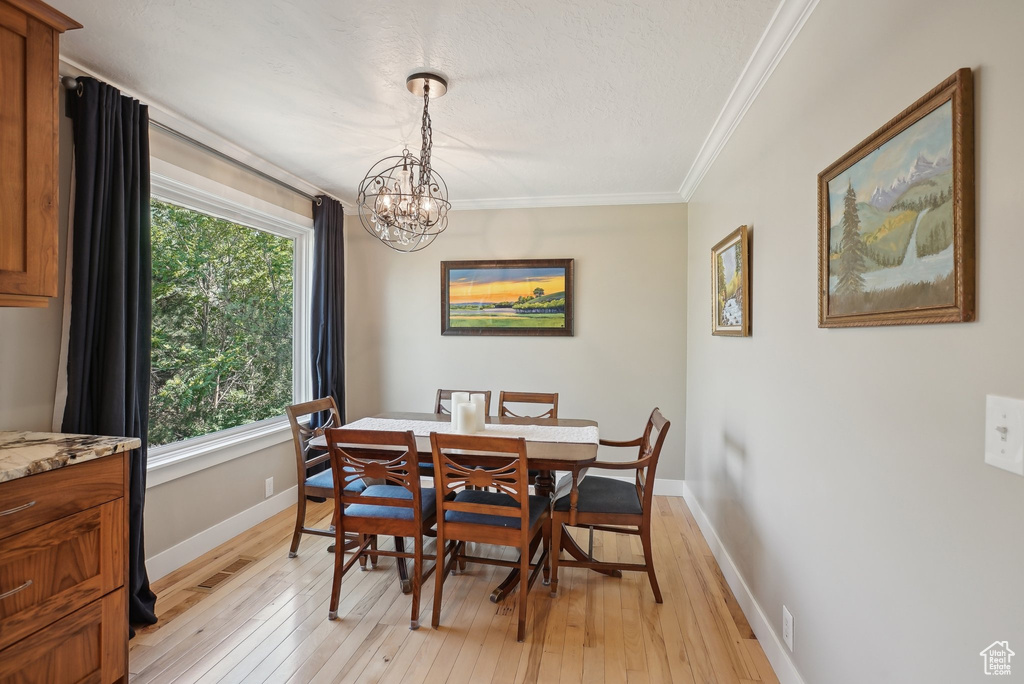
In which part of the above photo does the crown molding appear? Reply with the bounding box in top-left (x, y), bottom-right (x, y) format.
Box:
top-left (447, 191), bottom-right (685, 212)
top-left (677, 0), bottom-right (820, 201)
top-left (342, 190), bottom-right (684, 215)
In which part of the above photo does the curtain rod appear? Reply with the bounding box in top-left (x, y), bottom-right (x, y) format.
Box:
top-left (61, 76), bottom-right (325, 207)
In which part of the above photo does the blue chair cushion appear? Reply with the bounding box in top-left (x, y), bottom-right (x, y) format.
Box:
top-left (553, 476), bottom-right (642, 516)
top-left (344, 484), bottom-right (436, 521)
top-left (445, 489), bottom-right (548, 530)
top-left (418, 461), bottom-right (434, 476)
top-left (305, 467), bottom-right (368, 494)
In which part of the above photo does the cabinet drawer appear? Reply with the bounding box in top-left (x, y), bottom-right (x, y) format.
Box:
top-left (0, 455), bottom-right (124, 541)
top-left (0, 499), bottom-right (123, 651)
top-left (0, 588), bottom-right (126, 684)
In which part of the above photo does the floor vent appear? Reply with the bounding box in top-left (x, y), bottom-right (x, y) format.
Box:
top-left (195, 556), bottom-right (255, 592)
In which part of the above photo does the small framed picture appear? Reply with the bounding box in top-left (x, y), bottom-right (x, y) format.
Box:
top-left (711, 226), bottom-right (750, 337)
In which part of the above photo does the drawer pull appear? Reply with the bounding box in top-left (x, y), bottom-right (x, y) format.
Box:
top-left (0, 501), bottom-right (36, 517)
top-left (0, 580), bottom-right (32, 601)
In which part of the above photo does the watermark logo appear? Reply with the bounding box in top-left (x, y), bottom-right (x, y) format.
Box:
top-left (980, 641), bottom-right (1015, 676)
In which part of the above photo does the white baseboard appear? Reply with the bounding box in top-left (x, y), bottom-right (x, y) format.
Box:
top-left (682, 482), bottom-right (806, 684)
top-left (146, 485), bottom-right (298, 582)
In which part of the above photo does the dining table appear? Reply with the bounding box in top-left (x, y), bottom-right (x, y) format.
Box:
top-left (309, 411), bottom-right (621, 602)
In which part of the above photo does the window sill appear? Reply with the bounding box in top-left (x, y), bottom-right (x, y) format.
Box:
top-left (147, 417), bottom-right (293, 488)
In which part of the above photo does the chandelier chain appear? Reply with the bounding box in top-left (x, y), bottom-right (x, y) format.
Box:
top-left (420, 82), bottom-right (432, 186)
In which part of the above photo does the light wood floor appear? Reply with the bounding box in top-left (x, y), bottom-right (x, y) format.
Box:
top-left (130, 496), bottom-right (779, 684)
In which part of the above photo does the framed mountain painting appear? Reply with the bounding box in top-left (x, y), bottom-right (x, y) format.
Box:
top-left (818, 68), bottom-right (975, 328)
top-left (441, 259), bottom-right (574, 336)
top-left (712, 226), bottom-right (750, 337)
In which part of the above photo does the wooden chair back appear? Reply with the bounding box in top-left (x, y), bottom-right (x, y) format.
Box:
top-left (633, 408), bottom-right (671, 514)
top-left (434, 389), bottom-right (492, 416)
top-left (498, 391), bottom-right (559, 419)
top-left (286, 397), bottom-right (342, 494)
top-left (324, 429), bottom-right (422, 511)
top-left (429, 433), bottom-right (531, 530)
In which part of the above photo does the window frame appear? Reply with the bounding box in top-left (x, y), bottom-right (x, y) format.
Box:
top-left (146, 172), bottom-right (313, 487)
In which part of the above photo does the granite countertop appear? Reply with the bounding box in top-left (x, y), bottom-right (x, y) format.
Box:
top-left (0, 431), bottom-right (141, 484)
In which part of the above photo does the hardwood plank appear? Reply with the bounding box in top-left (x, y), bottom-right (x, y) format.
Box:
top-left (665, 498), bottom-right (758, 682)
top-left (128, 497), bottom-right (779, 684)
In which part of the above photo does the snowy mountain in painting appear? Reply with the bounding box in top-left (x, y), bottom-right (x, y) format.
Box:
top-left (869, 152), bottom-right (951, 210)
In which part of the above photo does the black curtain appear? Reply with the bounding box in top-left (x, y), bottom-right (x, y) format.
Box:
top-left (310, 196), bottom-right (346, 430)
top-left (63, 77), bottom-right (157, 633)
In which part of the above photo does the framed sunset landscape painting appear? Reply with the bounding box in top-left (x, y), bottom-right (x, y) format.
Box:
top-left (441, 259), bottom-right (574, 336)
top-left (818, 68), bottom-right (974, 328)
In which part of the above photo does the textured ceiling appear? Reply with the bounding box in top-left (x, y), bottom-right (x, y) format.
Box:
top-left (53, 0), bottom-right (779, 206)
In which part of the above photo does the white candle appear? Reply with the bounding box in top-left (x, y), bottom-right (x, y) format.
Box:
top-left (471, 393), bottom-right (487, 432)
top-left (450, 392), bottom-right (470, 432)
top-left (456, 402), bottom-right (475, 435)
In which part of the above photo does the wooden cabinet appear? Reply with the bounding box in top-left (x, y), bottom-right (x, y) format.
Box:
top-left (0, 455), bottom-right (128, 683)
top-left (0, 0), bottom-right (80, 307)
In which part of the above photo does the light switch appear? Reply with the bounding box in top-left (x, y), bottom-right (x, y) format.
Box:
top-left (985, 395), bottom-right (1024, 476)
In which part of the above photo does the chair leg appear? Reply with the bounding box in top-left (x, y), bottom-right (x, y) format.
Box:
top-left (640, 525), bottom-right (663, 604)
top-left (517, 542), bottom-right (530, 642)
top-left (358, 534), bottom-right (369, 571)
top-left (288, 494), bottom-right (307, 558)
top-left (456, 542), bottom-right (467, 574)
top-left (370, 535), bottom-right (379, 567)
top-left (395, 537), bottom-right (411, 594)
top-left (432, 533), bottom-right (448, 629)
top-left (549, 519), bottom-right (562, 597)
top-left (410, 536), bottom-right (423, 630)
top-left (328, 529), bottom-right (345, 619)
top-left (542, 520), bottom-right (551, 586)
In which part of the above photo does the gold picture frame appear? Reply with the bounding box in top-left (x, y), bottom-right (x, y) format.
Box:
top-left (711, 225), bottom-right (750, 337)
top-left (817, 68), bottom-right (975, 328)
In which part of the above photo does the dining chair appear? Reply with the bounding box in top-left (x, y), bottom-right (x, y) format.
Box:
top-left (434, 389), bottom-right (492, 415)
top-left (548, 408), bottom-right (670, 603)
top-left (498, 391), bottom-right (559, 419)
top-left (497, 392), bottom-right (559, 487)
top-left (285, 397), bottom-right (366, 559)
top-left (429, 433), bottom-right (551, 642)
top-left (324, 428), bottom-right (439, 629)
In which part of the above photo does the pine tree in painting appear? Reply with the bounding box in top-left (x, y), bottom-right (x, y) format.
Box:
top-left (836, 182), bottom-right (866, 296)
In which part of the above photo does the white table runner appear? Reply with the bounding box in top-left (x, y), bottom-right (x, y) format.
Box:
top-left (341, 416), bottom-right (599, 445)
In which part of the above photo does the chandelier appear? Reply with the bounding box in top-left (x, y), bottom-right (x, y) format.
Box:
top-left (357, 72), bottom-right (452, 252)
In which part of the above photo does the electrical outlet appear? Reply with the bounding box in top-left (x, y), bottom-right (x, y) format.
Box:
top-left (265, 477), bottom-right (274, 498)
top-left (782, 605), bottom-right (794, 651)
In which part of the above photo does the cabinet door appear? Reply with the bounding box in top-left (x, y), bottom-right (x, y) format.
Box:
top-left (0, 2), bottom-right (58, 305)
top-left (0, 589), bottom-right (126, 684)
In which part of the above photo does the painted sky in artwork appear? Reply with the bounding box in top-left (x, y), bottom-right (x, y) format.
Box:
top-left (719, 243), bottom-right (738, 283)
top-left (828, 101), bottom-right (952, 223)
top-left (449, 267), bottom-right (565, 304)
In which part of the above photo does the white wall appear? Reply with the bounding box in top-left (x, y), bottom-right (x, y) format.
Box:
top-left (346, 203), bottom-right (688, 479)
top-left (685, 1), bottom-right (1024, 682)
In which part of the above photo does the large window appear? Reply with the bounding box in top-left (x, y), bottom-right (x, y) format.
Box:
top-left (146, 172), bottom-right (312, 483)
top-left (149, 200), bottom-right (294, 446)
